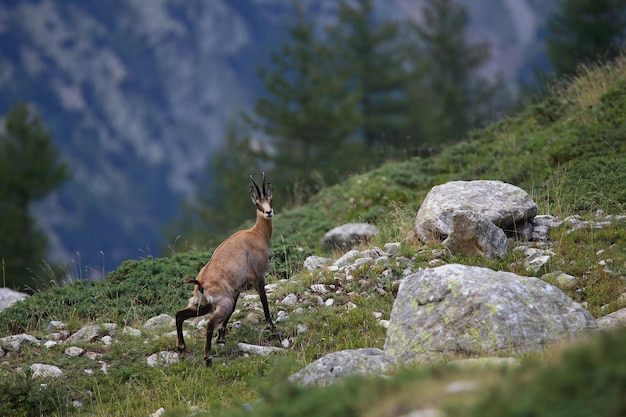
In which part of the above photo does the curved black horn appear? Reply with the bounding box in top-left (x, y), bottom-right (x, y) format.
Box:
top-left (262, 172), bottom-right (266, 195)
top-left (250, 174), bottom-right (262, 196)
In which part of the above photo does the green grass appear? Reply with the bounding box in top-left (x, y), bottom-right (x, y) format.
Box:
top-left (2, 56), bottom-right (626, 416)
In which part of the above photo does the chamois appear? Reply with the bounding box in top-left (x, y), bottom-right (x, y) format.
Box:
top-left (175, 173), bottom-right (278, 366)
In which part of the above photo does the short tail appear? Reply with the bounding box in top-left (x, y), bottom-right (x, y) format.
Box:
top-left (184, 277), bottom-right (201, 286)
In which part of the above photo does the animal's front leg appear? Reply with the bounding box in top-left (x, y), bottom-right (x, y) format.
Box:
top-left (256, 278), bottom-right (278, 336)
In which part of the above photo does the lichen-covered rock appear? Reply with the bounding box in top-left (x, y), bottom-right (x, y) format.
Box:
top-left (415, 180), bottom-right (537, 243)
top-left (384, 264), bottom-right (596, 365)
top-left (288, 348), bottom-right (395, 386)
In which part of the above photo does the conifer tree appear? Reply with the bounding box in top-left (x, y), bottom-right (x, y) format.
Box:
top-left (408, 0), bottom-right (503, 144)
top-left (546, 0), bottom-right (626, 77)
top-left (326, 0), bottom-right (409, 148)
top-left (251, 8), bottom-right (364, 199)
top-left (172, 121), bottom-right (267, 246)
top-left (0, 103), bottom-right (69, 290)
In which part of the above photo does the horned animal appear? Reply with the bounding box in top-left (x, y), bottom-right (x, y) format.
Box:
top-left (175, 173), bottom-right (278, 366)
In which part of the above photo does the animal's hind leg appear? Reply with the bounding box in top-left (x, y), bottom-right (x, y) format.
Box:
top-left (204, 304), bottom-right (230, 367)
top-left (217, 293), bottom-right (239, 344)
top-left (175, 304), bottom-right (211, 352)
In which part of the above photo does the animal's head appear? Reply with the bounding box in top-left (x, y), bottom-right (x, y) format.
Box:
top-left (249, 173), bottom-right (273, 219)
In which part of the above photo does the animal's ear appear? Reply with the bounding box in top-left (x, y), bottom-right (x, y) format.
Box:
top-left (249, 185), bottom-right (258, 203)
top-left (266, 182), bottom-right (272, 199)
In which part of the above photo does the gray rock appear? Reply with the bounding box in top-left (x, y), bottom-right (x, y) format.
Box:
top-left (513, 246), bottom-right (555, 273)
top-left (147, 351), bottom-right (179, 368)
top-left (442, 210), bottom-right (509, 259)
top-left (596, 308), bottom-right (626, 331)
top-left (0, 287), bottom-right (29, 312)
top-left (280, 293), bottom-right (299, 306)
top-left (0, 333), bottom-right (41, 352)
top-left (384, 242), bottom-right (401, 256)
top-left (446, 357), bottom-right (520, 370)
top-left (143, 314), bottom-right (174, 329)
top-left (415, 180), bottom-right (537, 243)
top-left (237, 343), bottom-right (284, 356)
top-left (304, 256), bottom-right (331, 271)
top-left (30, 363), bottom-right (63, 379)
top-left (384, 264), bottom-right (596, 365)
top-left (333, 249), bottom-right (362, 268)
top-left (47, 320), bottom-right (67, 332)
top-left (321, 223), bottom-right (379, 251)
top-left (64, 346), bottom-right (85, 357)
top-left (288, 348), bottom-right (396, 386)
top-left (65, 324), bottom-right (103, 344)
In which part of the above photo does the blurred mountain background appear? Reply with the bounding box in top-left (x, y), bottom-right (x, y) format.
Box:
top-left (0, 0), bottom-right (557, 280)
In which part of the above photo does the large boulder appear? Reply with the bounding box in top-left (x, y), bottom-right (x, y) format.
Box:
top-left (288, 348), bottom-right (395, 386)
top-left (384, 264), bottom-right (596, 365)
top-left (415, 180), bottom-right (538, 243)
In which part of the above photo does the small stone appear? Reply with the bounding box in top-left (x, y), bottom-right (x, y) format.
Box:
top-left (143, 314), bottom-right (174, 329)
top-left (47, 321), bottom-right (66, 331)
top-left (237, 343), bottom-right (283, 356)
top-left (146, 351), bottom-right (179, 368)
top-left (30, 363), bottom-right (63, 378)
top-left (310, 284), bottom-right (328, 294)
top-left (280, 293), bottom-right (299, 306)
top-left (64, 346), bottom-right (85, 357)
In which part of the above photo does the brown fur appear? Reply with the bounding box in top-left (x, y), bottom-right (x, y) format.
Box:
top-left (175, 174), bottom-right (278, 366)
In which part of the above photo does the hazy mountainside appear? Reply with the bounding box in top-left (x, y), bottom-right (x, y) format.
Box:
top-left (0, 0), bottom-right (555, 278)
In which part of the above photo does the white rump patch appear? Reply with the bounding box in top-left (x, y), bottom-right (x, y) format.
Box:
top-left (189, 293), bottom-right (213, 308)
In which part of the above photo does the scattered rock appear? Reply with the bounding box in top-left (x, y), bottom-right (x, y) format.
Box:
top-left (123, 326), bottom-right (142, 337)
top-left (47, 320), bottom-right (66, 332)
top-left (143, 314), bottom-right (174, 329)
top-left (596, 308), bottom-right (626, 331)
top-left (147, 351), bottom-right (179, 367)
top-left (237, 343), bottom-right (284, 357)
top-left (30, 363), bottom-right (63, 378)
top-left (446, 357), bottom-right (520, 370)
top-left (65, 325), bottom-right (103, 344)
top-left (0, 333), bottom-right (41, 352)
top-left (304, 256), bottom-right (331, 271)
top-left (64, 346), bottom-right (85, 357)
top-left (288, 348), bottom-right (396, 386)
top-left (280, 293), bottom-right (299, 306)
top-left (321, 223), bottom-right (379, 251)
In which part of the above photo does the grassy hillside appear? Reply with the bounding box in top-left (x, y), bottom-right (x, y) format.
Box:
top-left (1, 57), bottom-right (626, 416)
